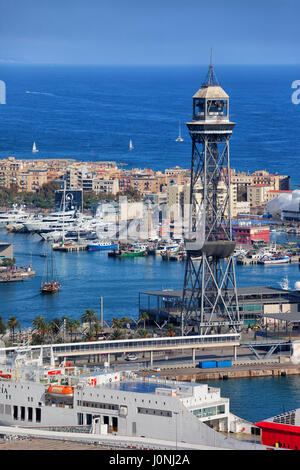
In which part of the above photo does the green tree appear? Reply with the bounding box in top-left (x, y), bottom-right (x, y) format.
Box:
top-left (0, 316), bottom-right (6, 336)
top-left (32, 315), bottom-right (48, 342)
top-left (81, 309), bottom-right (98, 334)
top-left (48, 318), bottom-right (62, 342)
top-left (71, 319), bottom-right (81, 341)
top-left (7, 316), bottom-right (21, 343)
top-left (140, 312), bottom-right (149, 330)
top-left (112, 317), bottom-right (122, 329)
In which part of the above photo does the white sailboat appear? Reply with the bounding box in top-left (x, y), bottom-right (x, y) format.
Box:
top-left (129, 139), bottom-right (134, 151)
top-left (32, 142), bottom-right (39, 153)
top-left (175, 121), bottom-right (184, 142)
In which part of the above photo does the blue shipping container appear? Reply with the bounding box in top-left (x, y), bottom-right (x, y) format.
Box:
top-left (198, 361), bottom-right (217, 369)
top-left (216, 360), bottom-right (232, 368)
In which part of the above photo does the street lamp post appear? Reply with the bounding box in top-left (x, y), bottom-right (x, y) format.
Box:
top-left (174, 411), bottom-right (179, 449)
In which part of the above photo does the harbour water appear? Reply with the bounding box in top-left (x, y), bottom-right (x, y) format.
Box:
top-left (207, 375), bottom-right (300, 423)
top-left (1, 64), bottom-right (300, 426)
top-left (0, 230), bottom-right (298, 326)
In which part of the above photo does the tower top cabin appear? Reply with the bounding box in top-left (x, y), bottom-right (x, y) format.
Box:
top-left (193, 63), bottom-right (229, 122)
top-left (188, 60), bottom-right (234, 135)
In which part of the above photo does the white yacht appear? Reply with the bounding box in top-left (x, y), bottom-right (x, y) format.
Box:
top-left (0, 206), bottom-right (31, 227)
top-left (24, 210), bottom-right (78, 233)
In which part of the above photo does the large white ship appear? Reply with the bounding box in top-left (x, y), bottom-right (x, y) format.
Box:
top-left (24, 210), bottom-right (78, 233)
top-left (0, 348), bottom-right (266, 450)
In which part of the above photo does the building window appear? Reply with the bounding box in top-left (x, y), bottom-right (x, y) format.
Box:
top-left (36, 408), bottom-right (41, 423)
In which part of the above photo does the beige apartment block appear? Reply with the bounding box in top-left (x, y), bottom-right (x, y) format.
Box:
top-left (230, 170), bottom-right (252, 189)
top-left (167, 183), bottom-right (185, 220)
top-left (252, 170), bottom-right (290, 190)
top-left (92, 177), bottom-right (119, 195)
top-left (265, 189), bottom-right (293, 203)
top-left (247, 184), bottom-right (273, 207)
top-left (183, 181), bottom-right (237, 218)
top-left (131, 175), bottom-right (160, 195)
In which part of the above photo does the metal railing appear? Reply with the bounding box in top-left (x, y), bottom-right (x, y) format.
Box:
top-left (0, 333), bottom-right (241, 357)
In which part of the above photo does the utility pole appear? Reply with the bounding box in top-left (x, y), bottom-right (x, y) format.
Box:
top-left (100, 296), bottom-right (103, 326)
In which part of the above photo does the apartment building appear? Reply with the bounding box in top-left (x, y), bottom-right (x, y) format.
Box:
top-left (183, 181), bottom-right (237, 218)
top-left (247, 184), bottom-right (273, 208)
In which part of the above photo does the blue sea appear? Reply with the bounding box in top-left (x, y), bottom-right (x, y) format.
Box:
top-left (0, 65), bottom-right (300, 183)
top-left (1, 65), bottom-right (300, 423)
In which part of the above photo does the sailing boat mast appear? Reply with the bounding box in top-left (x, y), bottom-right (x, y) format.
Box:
top-left (175, 121), bottom-right (184, 142)
top-left (40, 248), bottom-right (60, 294)
top-left (62, 180), bottom-right (66, 245)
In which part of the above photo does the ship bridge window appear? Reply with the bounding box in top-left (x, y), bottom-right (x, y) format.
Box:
top-left (192, 404), bottom-right (225, 419)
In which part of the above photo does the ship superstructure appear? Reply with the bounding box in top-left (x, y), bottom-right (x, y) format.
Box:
top-left (0, 348), bottom-right (265, 450)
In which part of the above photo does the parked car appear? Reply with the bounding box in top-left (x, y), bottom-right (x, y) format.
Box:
top-left (125, 354), bottom-right (138, 361)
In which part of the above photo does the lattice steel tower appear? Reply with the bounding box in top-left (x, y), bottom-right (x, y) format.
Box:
top-left (181, 60), bottom-right (240, 335)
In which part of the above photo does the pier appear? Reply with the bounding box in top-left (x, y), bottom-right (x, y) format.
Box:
top-left (52, 242), bottom-right (88, 252)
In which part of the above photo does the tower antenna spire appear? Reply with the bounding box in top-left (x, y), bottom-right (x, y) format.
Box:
top-left (203, 48), bottom-right (219, 87)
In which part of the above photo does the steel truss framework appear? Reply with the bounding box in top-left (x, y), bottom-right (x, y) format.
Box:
top-left (181, 104), bottom-right (240, 336)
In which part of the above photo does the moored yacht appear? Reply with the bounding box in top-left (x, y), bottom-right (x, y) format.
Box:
top-left (24, 210), bottom-right (78, 233)
top-left (0, 206), bottom-right (31, 227)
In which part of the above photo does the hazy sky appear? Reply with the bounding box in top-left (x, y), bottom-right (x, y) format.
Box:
top-left (0, 0), bottom-right (299, 65)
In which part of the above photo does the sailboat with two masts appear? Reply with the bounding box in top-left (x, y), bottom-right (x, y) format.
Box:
top-left (40, 250), bottom-right (60, 294)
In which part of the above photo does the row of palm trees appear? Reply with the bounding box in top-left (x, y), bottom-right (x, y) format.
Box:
top-left (1, 310), bottom-right (176, 346)
top-left (1, 310), bottom-right (172, 346)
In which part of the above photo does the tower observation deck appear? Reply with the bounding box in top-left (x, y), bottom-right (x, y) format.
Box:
top-left (181, 61), bottom-right (240, 335)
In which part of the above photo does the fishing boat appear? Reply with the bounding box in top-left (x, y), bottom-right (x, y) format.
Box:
top-left (129, 139), bottom-right (134, 151)
top-left (32, 142), bottom-right (38, 153)
top-left (110, 245), bottom-right (147, 258)
top-left (40, 251), bottom-right (60, 293)
top-left (175, 121), bottom-right (184, 142)
top-left (258, 254), bottom-right (290, 265)
top-left (87, 240), bottom-right (119, 251)
top-left (119, 247), bottom-right (147, 258)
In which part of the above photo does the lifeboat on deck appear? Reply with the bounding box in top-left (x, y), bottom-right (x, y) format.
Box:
top-left (47, 385), bottom-right (74, 398)
top-left (0, 373), bottom-right (11, 380)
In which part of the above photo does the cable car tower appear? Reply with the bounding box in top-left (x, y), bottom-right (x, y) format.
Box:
top-left (181, 57), bottom-right (240, 335)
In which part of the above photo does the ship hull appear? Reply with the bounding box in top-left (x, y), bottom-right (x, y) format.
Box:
top-left (87, 244), bottom-right (118, 251)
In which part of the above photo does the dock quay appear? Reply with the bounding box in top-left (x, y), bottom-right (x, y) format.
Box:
top-left (0, 267), bottom-right (36, 283)
top-left (52, 242), bottom-right (88, 252)
top-left (139, 360), bottom-right (300, 382)
top-left (236, 255), bottom-right (300, 265)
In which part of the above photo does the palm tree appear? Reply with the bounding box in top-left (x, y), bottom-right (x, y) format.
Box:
top-left (48, 318), bottom-right (62, 342)
top-left (81, 309), bottom-right (98, 334)
top-left (7, 316), bottom-right (21, 343)
top-left (71, 319), bottom-right (81, 341)
top-left (111, 328), bottom-right (125, 340)
top-left (32, 315), bottom-right (48, 342)
top-left (140, 312), bottom-right (149, 330)
top-left (112, 317), bottom-right (122, 329)
top-left (120, 316), bottom-right (131, 328)
top-left (0, 316), bottom-right (6, 336)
